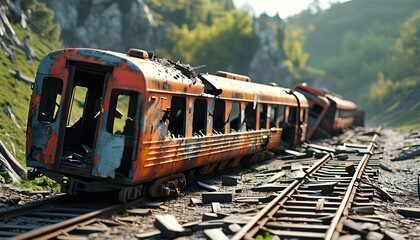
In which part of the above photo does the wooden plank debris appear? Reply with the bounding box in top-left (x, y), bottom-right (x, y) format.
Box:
top-left (126, 208), bottom-right (152, 216)
top-left (251, 183), bottom-right (288, 192)
top-left (396, 207), bottom-right (420, 218)
top-left (154, 214), bottom-right (190, 238)
top-left (198, 181), bottom-right (219, 192)
top-left (222, 176), bottom-right (238, 186)
top-left (202, 192), bottom-right (232, 203)
top-left (211, 202), bottom-right (221, 213)
top-left (203, 228), bottom-right (229, 240)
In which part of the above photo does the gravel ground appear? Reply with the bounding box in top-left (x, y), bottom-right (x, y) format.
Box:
top-left (0, 128), bottom-right (419, 239)
top-left (375, 129), bottom-right (420, 239)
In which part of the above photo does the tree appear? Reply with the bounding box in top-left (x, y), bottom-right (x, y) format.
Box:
top-left (168, 10), bottom-right (258, 74)
top-left (395, 10), bottom-right (420, 74)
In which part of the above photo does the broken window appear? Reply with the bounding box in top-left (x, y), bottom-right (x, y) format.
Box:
top-left (279, 106), bottom-right (285, 124)
top-left (168, 96), bottom-right (186, 137)
top-left (269, 105), bottom-right (277, 128)
top-left (260, 104), bottom-right (267, 129)
top-left (245, 102), bottom-right (256, 130)
top-left (229, 102), bottom-right (241, 132)
top-left (38, 77), bottom-right (63, 123)
top-left (302, 109), bottom-right (307, 122)
top-left (193, 98), bottom-right (207, 136)
top-left (106, 89), bottom-right (138, 136)
top-left (288, 107), bottom-right (298, 124)
top-left (213, 99), bottom-right (225, 134)
top-left (67, 86), bottom-right (87, 127)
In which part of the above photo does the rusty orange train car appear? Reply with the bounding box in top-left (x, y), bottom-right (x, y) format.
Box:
top-left (294, 83), bottom-right (358, 140)
top-left (26, 48), bottom-right (309, 202)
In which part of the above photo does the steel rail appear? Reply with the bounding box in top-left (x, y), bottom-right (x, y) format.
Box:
top-left (11, 197), bottom-right (147, 240)
top-left (0, 194), bottom-right (66, 221)
top-left (231, 153), bottom-right (332, 240)
top-left (324, 126), bottom-right (381, 240)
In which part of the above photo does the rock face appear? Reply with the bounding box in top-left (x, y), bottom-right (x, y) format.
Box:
top-left (248, 14), bottom-right (293, 87)
top-left (42, 0), bottom-right (159, 52)
top-left (42, 1), bottom-right (292, 85)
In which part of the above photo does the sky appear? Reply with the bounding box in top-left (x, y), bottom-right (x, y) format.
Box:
top-left (233, 0), bottom-right (351, 19)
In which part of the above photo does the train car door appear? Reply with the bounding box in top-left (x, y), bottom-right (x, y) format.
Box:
top-left (92, 69), bottom-right (143, 180)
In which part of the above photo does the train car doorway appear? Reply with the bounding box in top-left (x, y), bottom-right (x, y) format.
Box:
top-left (59, 62), bottom-right (111, 171)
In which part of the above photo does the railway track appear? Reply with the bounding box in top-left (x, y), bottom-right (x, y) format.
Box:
top-left (0, 127), bottom-right (383, 239)
top-left (232, 127), bottom-right (381, 240)
top-left (0, 193), bottom-right (147, 240)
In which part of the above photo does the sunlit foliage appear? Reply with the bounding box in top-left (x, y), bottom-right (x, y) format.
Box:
top-left (168, 10), bottom-right (258, 74)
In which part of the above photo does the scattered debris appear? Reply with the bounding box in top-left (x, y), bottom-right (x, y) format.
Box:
top-left (383, 230), bottom-right (405, 240)
top-left (203, 228), bottom-right (229, 240)
top-left (396, 207), bottom-right (420, 218)
top-left (126, 208), bottom-right (152, 216)
top-left (266, 171), bottom-right (286, 183)
top-left (202, 192), bottom-right (232, 203)
top-left (391, 146), bottom-right (420, 161)
top-left (222, 176), bottom-right (237, 186)
top-left (211, 202), bottom-right (221, 213)
top-left (198, 181), bottom-right (219, 192)
top-left (154, 214), bottom-right (190, 238)
top-left (251, 183), bottom-right (287, 192)
top-left (345, 162), bottom-right (355, 176)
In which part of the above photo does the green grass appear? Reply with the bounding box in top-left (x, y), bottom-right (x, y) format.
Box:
top-left (0, 24), bottom-right (62, 168)
top-left (389, 101), bottom-right (420, 131)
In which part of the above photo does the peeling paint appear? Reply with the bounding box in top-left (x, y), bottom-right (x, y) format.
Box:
top-left (93, 133), bottom-right (124, 179)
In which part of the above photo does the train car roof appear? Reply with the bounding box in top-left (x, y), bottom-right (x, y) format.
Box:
top-left (39, 48), bottom-right (308, 107)
top-left (294, 83), bottom-right (330, 108)
top-left (202, 74), bottom-right (308, 107)
top-left (326, 94), bottom-right (357, 110)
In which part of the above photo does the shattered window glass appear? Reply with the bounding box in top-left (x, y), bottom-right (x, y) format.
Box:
top-left (38, 77), bottom-right (63, 123)
top-left (107, 90), bottom-right (138, 136)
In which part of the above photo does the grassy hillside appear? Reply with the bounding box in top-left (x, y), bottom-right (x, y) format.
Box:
top-left (0, 23), bottom-right (61, 168)
top-left (290, 0), bottom-right (420, 68)
top-left (288, 0), bottom-right (420, 130)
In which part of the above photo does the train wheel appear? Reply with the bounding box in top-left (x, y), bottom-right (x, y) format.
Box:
top-left (118, 185), bottom-right (143, 203)
top-left (118, 187), bottom-right (130, 203)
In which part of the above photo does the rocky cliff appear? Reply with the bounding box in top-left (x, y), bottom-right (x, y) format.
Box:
top-left (42, 0), bottom-right (292, 85)
top-left (41, 0), bottom-right (161, 52)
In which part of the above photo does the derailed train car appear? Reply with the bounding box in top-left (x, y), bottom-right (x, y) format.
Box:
top-left (294, 83), bottom-right (358, 140)
top-left (26, 48), bottom-right (309, 202)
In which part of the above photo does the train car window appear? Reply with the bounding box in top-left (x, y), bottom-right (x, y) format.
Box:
top-left (67, 86), bottom-right (87, 126)
top-left (301, 109), bottom-right (307, 123)
top-left (106, 90), bottom-right (139, 136)
top-left (193, 98), bottom-right (207, 136)
top-left (168, 96), bottom-right (186, 137)
top-left (278, 105), bottom-right (285, 124)
top-left (288, 107), bottom-right (297, 123)
top-left (269, 105), bottom-right (280, 128)
top-left (260, 104), bottom-right (267, 129)
top-left (213, 99), bottom-right (225, 134)
top-left (230, 102), bottom-right (241, 132)
top-left (38, 77), bottom-right (63, 123)
top-left (245, 102), bottom-right (256, 130)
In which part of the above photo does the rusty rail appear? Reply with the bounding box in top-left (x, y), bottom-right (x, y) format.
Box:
top-left (325, 126), bottom-right (381, 239)
top-left (231, 127), bottom-right (381, 240)
top-left (10, 197), bottom-right (147, 240)
top-left (231, 153), bottom-right (333, 240)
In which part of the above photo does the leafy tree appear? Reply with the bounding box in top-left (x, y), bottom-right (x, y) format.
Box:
top-left (144, 0), bottom-right (234, 28)
top-left (168, 10), bottom-right (258, 74)
top-left (369, 71), bottom-right (397, 105)
top-left (282, 25), bottom-right (324, 82)
top-left (395, 10), bottom-right (420, 74)
top-left (23, 1), bottom-right (61, 41)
